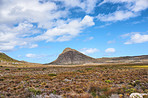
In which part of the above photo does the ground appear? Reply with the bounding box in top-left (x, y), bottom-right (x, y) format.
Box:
top-left (0, 64), bottom-right (148, 98)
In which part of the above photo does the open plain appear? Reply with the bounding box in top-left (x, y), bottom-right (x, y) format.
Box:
top-left (0, 64), bottom-right (148, 98)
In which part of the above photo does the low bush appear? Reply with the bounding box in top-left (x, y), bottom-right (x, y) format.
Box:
top-left (48, 73), bottom-right (57, 76)
top-left (28, 88), bottom-right (41, 95)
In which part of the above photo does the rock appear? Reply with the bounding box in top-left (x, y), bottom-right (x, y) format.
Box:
top-left (110, 94), bottom-right (119, 98)
top-left (64, 78), bottom-right (72, 82)
top-left (49, 93), bottom-right (62, 98)
top-left (49, 47), bottom-right (97, 65)
top-left (129, 93), bottom-right (148, 98)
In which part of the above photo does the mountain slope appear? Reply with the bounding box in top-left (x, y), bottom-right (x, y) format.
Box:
top-left (49, 48), bottom-right (97, 65)
top-left (0, 53), bottom-right (19, 62)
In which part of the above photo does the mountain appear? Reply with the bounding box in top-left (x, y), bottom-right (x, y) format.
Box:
top-left (49, 47), bottom-right (97, 65)
top-left (49, 48), bottom-right (148, 65)
top-left (96, 55), bottom-right (148, 63)
top-left (0, 53), bottom-right (19, 63)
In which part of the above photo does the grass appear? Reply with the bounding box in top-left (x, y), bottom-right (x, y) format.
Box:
top-left (131, 65), bottom-right (148, 68)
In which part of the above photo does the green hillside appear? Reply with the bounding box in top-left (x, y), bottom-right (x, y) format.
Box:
top-left (0, 53), bottom-right (19, 62)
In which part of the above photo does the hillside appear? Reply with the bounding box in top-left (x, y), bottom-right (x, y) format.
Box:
top-left (97, 55), bottom-right (148, 64)
top-left (0, 53), bottom-right (19, 63)
top-left (49, 48), bottom-right (97, 65)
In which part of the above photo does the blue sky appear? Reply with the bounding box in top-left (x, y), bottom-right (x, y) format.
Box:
top-left (0, 0), bottom-right (148, 63)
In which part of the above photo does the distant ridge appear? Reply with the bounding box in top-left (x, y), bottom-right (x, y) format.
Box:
top-left (49, 47), bottom-right (97, 65)
top-left (48, 47), bottom-right (148, 65)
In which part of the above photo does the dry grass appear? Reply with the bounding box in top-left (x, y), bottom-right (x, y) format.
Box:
top-left (131, 65), bottom-right (148, 68)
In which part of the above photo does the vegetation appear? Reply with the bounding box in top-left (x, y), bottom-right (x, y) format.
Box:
top-left (0, 53), bottom-right (18, 62)
top-left (0, 64), bottom-right (147, 97)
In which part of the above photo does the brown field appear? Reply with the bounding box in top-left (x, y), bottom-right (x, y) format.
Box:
top-left (0, 64), bottom-right (148, 98)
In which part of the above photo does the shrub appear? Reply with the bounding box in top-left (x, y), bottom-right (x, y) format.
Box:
top-left (76, 70), bottom-right (84, 73)
top-left (5, 68), bottom-right (10, 70)
top-left (0, 78), bottom-right (4, 81)
top-left (135, 80), bottom-right (140, 85)
top-left (41, 82), bottom-right (46, 86)
top-left (91, 91), bottom-right (96, 97)
top-left (18, 68), bottom-right (21, 70)
top-left (85, 68), bottom-right (93, 71)
top-left (42, 68), bottom-right (47, 71)
top-left (48, 73), bottom-right (57, 76)
top-left (52, 90), bottom-right (56, 94)
top-left (105, 80), bottom-right (113, 83)
top-left (125, 88), bottom-right (136, 94)
top-left (28, 88), bottom-right (41, 95)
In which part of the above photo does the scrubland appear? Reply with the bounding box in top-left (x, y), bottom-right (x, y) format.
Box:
top-left (0, 64), bottom-right (147, 98)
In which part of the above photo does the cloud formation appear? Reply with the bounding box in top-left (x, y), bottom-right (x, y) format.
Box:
top-left (105, 48), bottom-right (116, 53)
top-left (124, 33), bottom-right (148, 44)
top-left (97, 11), bottom-right (138, 22)
top-left (0, 0), bottom-right (148, 52)
top-left (35, 15), bottom-right (94, 42)
top-left (80, 48), bottom-right (99, 54)
top-left (0, 0), bottom-right (95, 51)
top-left (97, 0), bottom-right (148, 21)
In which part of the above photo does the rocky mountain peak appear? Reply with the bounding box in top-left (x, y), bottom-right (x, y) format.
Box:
top-left (49, 47), bottom-right (97, 65)
top-left (62, 47), bottom-right (76, 53)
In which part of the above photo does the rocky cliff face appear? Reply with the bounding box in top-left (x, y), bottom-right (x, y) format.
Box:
top-left (49, 48), bottom-right (97, 65)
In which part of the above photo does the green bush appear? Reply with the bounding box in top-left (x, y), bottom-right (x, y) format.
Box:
top-left (28, 88), bottom-right (41, 95)
top-left (18, 68), bottom-right (21, 70)
top-left (48, 73), bottom-right (57, 76)
top-left (0, 78), bottom-right (4, 81)
top-left (5, 68), bottom-right (10, 70)
top-left (77, 70), bottom-right (84, 73)
top-left (125, 88), bottom-right (136, 94)
top-left (91, 91), bottom-right (96, 97)
top-left (105, 80), bottom-right (113, 83)
top-left (42, 68), bottom-right (47, 71)
top-left (135, 80), bottom-right (140, 85)
top-left (52, 90), bottom-right (56, 94)
top-left (85, 68), bottom-right (93, 71)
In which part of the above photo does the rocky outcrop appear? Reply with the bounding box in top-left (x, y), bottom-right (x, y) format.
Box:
top-left (49, 48), bottom-right (97, 65)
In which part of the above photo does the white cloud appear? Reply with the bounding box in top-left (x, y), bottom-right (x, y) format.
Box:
top-left (99, 0), bottom-right (148, 12)
top-left (97, 10), bottom-right (138, 22)
top-left (124, 33), bottom-right (148, 44)
top-left (56, 0), bottom-right (97, 13)
top-left (0, 0), bottom-right (148, 52)
top-left (26, 53), bottom-right (37, 58)
top-left (130, 0), bottom-right (148, 12)
top-left (84, 37), bottom-right (94, 41)
top-left (0, 22), bottom-right (40, 51)
top-left (29, 44), bottom-right (38, 48)
top-left (35, 15), bottom-right (94, 42)
top-left (98, 0), bottom-right (148, 22)
top-left (105, 48), bottom-right (116, 53)
top-left (0, 0), bottom-right (67, 28)
top-left (107, 40), bottom-right (115, 44)
top-left (0, 0), bottom-right (96, 52)
top-left (25, 53), bottom-right (48, 59)
top-left (80, 48), bottom-right (99, 54)
top-left (98, 23), bottom-right (112, 28)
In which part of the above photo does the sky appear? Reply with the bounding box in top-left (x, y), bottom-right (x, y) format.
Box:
top-left (0, 0), bottom-right (148, 64)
